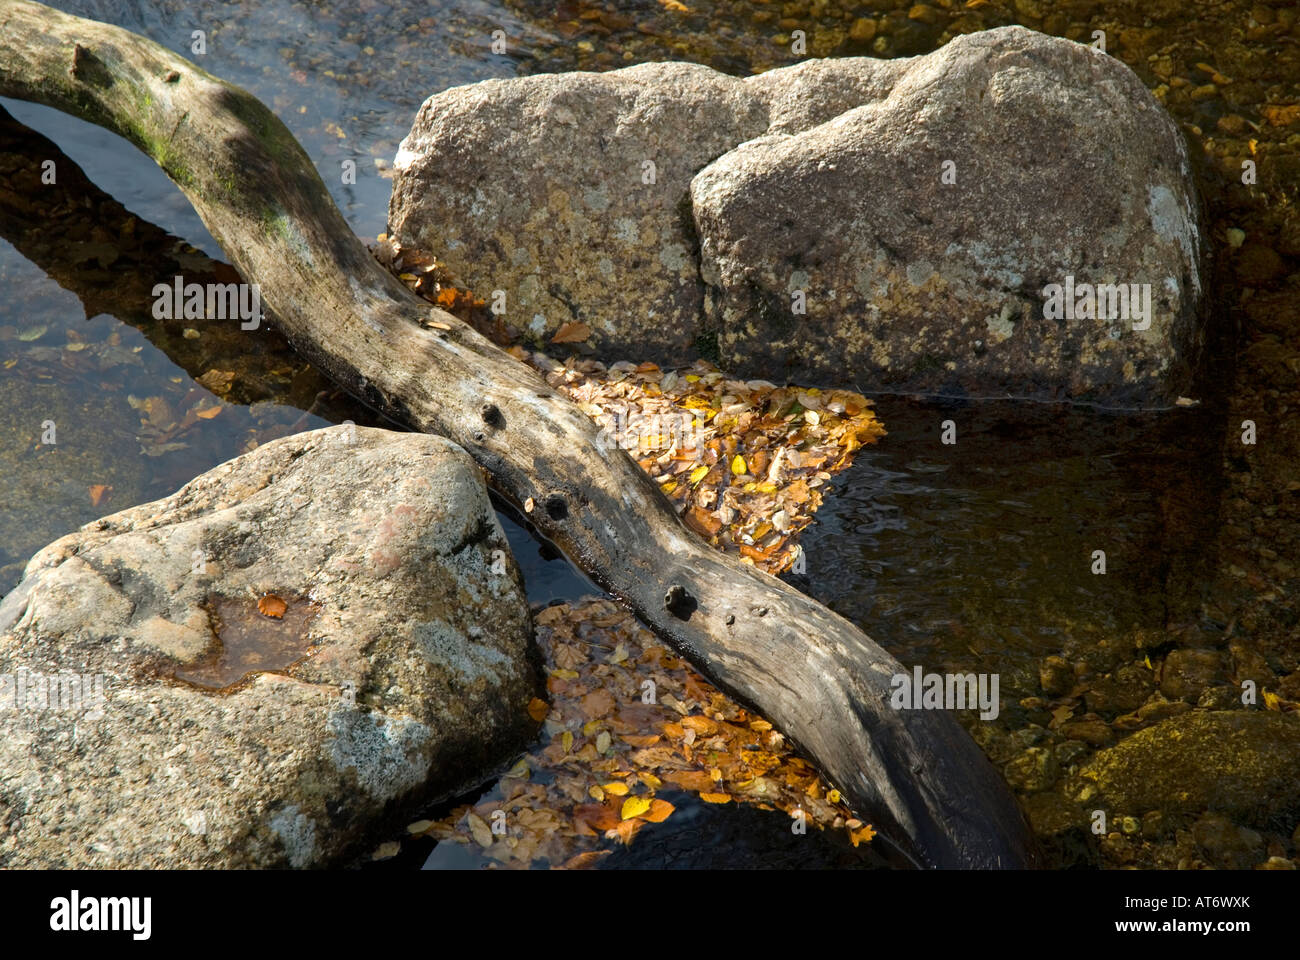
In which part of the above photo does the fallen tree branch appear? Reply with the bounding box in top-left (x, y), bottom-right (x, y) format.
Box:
top-left (0, 0), bottom-right (1038, 867)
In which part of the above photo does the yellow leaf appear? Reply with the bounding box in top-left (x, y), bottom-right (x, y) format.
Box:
top-left (827, 789), bottom-right (841, 804)
top-left (850, 824), bottom-right (877, 847)
top-left (621, 796), bottom-right (652, 820)
top-left (1263, 689), bottom-right (1282, 711)
top-left (589, 784), bottom-right (605, 801)
top-left (504, 758), bottom-right (530, 779)
top-left (466, 813), bottom-right (493, 848)
top-left (602, 782), bottom-right (630, 796)
top-left (731, 454), bottom-right (747, 475)
top-left (689, 464), bottom-right (710, 485)
top-left (700, 792), bottom-right (731, 804)
top-left (195, 404), bottom-right (223, 419)
top-left (561, 731), bottom-right (574, 753)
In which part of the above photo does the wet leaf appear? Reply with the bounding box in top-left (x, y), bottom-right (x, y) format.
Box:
top-left (87, 484), bottom-right (113, 508)
top-left (257, 594), bottom-right (287, 619)
top-left (700, 792), bottom-right (731, 804)
top-left (551, 322), bottom-right (592, 344)
top-left (466, 813), bottom-right (493, 848)
top-left (602, 781), bottom-right (630, 796)
top-left (527, 697), bottom-right (550, 723)
top-left (621, 796), bottom-right (652, 820)
top-left (643, 799), bottom-right (675, 823)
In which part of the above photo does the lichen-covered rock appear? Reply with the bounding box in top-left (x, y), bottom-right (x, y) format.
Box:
top-left (388, 62), bottom-right (768, 360)
top-left (1074, 711), bottom-right (1300, 821)
top-left (0, 426), bottom-right (538, 868)
top-left (693, 27), bottom-right (1205, 405)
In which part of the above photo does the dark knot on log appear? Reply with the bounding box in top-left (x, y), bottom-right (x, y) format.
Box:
top-left (663, 584), bottom-right (696, 620)
top-left (479, 402), bottom-right (502, 427)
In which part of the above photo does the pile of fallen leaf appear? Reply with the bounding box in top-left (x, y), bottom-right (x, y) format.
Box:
top-left (517, 351), bottom-right (885, 573)
top-left (402, 598), bottom-right (875, 869)
top-left (372, 237), bottom-right (886, 575)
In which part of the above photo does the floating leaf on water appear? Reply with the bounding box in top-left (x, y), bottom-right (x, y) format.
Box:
top-left (644, 799), bottom-right (675, 823)
top-left (466, 812), bottom-right (493, 848)
top-left (700, 792), bottom-right (731, 804)
top-left (505, 758), bottom-right (530, 779)
top-left (621, 796), bottom-right (652, 820)
top-left (406, 820), bottom-right (434, 834)
top-left (601, 781), bottom-right (630, 796)
top-left (257, 594), bottom-right (287, 619)
top-left (18, 325), bottom-right (47, 341)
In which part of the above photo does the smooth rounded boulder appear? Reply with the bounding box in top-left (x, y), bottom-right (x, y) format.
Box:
top-left (0, 426), bottom-right (539, 868)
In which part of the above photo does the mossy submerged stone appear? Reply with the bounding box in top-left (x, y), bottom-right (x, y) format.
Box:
top-left (1077, 711), bottom-right (1300, 821)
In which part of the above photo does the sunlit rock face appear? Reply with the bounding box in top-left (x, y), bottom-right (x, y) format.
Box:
top-left (391, 26), bottom-right (1204, 407)
top-left (0, 425), bottom-right (538, 868)
top-left (695, 26), bottom-right (1205, 406)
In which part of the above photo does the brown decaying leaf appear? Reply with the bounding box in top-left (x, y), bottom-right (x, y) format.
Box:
top-left (88, 484), bottom-right (113, 507)
top-left (551, 321), bottom-right (592, 344)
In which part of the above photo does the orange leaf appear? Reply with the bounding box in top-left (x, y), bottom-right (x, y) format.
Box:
top-left (663, 770), bottom-right (714, 792)
top-left (684, 506), bottom-right (722, 537)
top-left (608, 817), bottom-right (644, 844)
top-left (88, 484), bottom-right (113, 508)
top-left (257, 594), bottom-right (287, 619)
top-left (557, 850), bottom-right (611, 870)
top-left (700, 792), bottom-right (732, 804)
top-left (551, 322), bottom-right (591, 344)
top-left (194, 404), bottom-right (223, 420)
top-left (643, 799), bottom-right (675, 823)
top-left (527, 697), bottom-right (550, 723)
top-left (620, 734), bottom-right (662, 748)
top-left (680, 715), bottom-right (718, 737)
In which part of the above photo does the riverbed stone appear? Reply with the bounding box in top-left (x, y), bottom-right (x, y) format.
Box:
top-left (693, 26), bottom-right (1204, 404)
top-left (387, 61), bottom-right (768, 360)
top-left (1076, 710), bottom-right (1300, 822)
top-left (1159, 648), bottom-right (1225, 701)
top-left (0, 426), bottom-right (539, 868)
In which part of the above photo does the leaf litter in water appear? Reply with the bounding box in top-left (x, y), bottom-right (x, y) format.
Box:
top-left (404, 599), bottom-right (871, 869)
top-left (370, 247), bottom-right (884, 866)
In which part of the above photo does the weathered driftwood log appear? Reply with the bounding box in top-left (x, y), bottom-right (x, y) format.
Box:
top-left (0, 0), bottom-right (1038, 867)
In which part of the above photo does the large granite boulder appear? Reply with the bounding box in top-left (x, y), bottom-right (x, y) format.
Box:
top-left (0, 426), bottom-right (539, 868)
top-left (389, 26), bottom-right (1205, 407)
top-left (694, 26), bottom-right (1205, 404)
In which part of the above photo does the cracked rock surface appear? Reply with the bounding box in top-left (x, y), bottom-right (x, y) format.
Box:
top-left (0, 425), bottom-right (538, 867)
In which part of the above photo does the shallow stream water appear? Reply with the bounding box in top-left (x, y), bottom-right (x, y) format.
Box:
top-left (2, 0), bottom-right (1296, 869)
